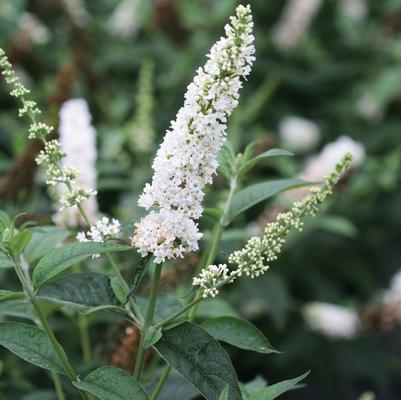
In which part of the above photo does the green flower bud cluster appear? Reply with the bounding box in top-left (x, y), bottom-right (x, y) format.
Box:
top-left (229, 154), bottom-right (353, 277)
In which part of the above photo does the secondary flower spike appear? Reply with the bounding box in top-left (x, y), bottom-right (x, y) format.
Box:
top-left (132, 4), bottom-right (255, 263)
top-left (53, 99), bottom-right (98, 227)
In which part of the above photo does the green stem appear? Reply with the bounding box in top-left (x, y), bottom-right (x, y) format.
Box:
top-left (154, 296), bottom-right (203, 330)
top-left (77, 313), bottom-right (91, 363)
top-left (133, 260), bottom-right (162, 381)
top-left (155, 273), bottom-right (237, 331)
top-left (188, 175), bottom-right (237, 320)
top-left (13, 261), bottom-right (91, 400)
top-left (106, 253), bottom-right (144, 324)
top-left (151, 175), bottom-right (239, 399)
top-left (51, 371), bottom-right (66, 400)
top-left (150, 365), bottom-right (171, 400)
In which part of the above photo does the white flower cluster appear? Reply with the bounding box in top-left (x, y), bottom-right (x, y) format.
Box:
top-left (279, 116), bottom-right (320, 153)
top-left (303, 302), bottom-right (360, 339)
top-left (77, 217), bottom-right (121, 243)
top-left (132, 210), bottom-right (202, 264)
top-left (52, 99), bottom-right (98, 227)
top-left (132, 4), bottom-right (255, 263)
top-left (272, 0), bottom-right (323, 51)
top-left (193, 264), bottom-right (230, 298)
top-left (108, 0), bottom-right (141, 39)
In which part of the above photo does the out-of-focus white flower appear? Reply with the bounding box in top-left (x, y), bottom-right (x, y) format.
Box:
top-left (193, 264), bottom-right (230, 298)
top-left (18, 13), bottom-right (50, 45)
top-left (272, 0), bottom-right (323, 51)
top-left (384, 269), bottom-right (401, 303)
top-left (279, 116), bottom-right (320, 153)
top-left (356, 94), bottom-right (383, 121)
top-left (303, 302), bottom-right (360, 339)
top-left (62, 0), bottom-right (89, 27)
top-left (301, 136), bottom-right (365, 182)
top-left (339, 0), bottom-right (368, 20)
top-left (132, 210), bottom-right (202, 264)
top-left (108, 0), bottom-right (141, 39)
top-left (53, 99), bottom-right (98, 227)
top-left (132, 5), bottom-right (255, 263)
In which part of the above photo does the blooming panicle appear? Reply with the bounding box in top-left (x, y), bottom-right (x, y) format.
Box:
top-left (193, 264), bottom-right (230, 298)
top-left (302, 302), bottom-right (360, 339)
top-left (132, 210), bottom-right (202, 264)
top-left (53, 99), bottom-right (98, 227)
top-left (132, 4), bottom-right (255, 262)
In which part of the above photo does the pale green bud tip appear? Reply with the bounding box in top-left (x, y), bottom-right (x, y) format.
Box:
top-left (229, 153), bottom-right (353, 275)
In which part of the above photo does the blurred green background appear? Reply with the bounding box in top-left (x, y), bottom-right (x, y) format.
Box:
top-left (0, 0), bottom-right (401, 399)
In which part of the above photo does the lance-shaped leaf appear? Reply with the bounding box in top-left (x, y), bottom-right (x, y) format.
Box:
top-left (73, 366), bottom-right (149, 400)
top-left (249, 372), bottom-right (309, 400)
top-left (0, 289), bottom-right (25, 303)
top-left (32, 242), bottom-right (131, 288)
top-left (202, 317), bottom-right (278, 354)
top-left (38, 272), bottom-right (118, 308)
top-left (227, 178), bottom-right (309, 223)
top-left (238, 148), bottom-right (294, 177)
top-left (24, 226), bottom-right (70, 264)
top-left (154, 322), bottom-right (242, 400)
top-left (0, 322), bottom-right (64, 373)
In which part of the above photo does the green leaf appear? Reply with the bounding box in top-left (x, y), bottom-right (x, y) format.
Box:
top-left (137, 293), bottom-right (183, 324)
top-left (0, 299), bottom-right (32, 319)
top-left (0, 254), bottom-right (14, 269)
top-left (21, 390), bottom-right (57, 400)
top-left (218, 143), bottom-right (236, 179)
top-left (204, 208), bottom-right (223, 222)
top-left (227, 178), bottom-right (308, 223)
top-left (24, 226), bottom-right (70, 264)
top-left (0, 289), bottom-right (25, 302)
top-left (81, 305), bottom-right (129, 318)
top-left (111, 275), bottom-right (128, 303)
top-left (0, 322), bottom-right (64, 374)
top-left (143, 326), bottom-right (162, 349)
top-left (32, 242), bottom-right (131, 288)
top-left (196, 298), bottom-right (240, 319)
top-left (249, 372), bottom-right (309, 400)
top-left (127, 257), bottom-right (149, 301)
top-left (218, 385), bottom-right (230, 400)
top-left (155, 322), bottom-right (242, 400)
top-left (146, 369), bottom-right (200, 400)
top-left (202, 317), bottom-right (277, 354)
top-left (10, 230), bottom-right (32, 258)
top-left (239, 149), bottom-right (294, 177)
top-left (38, 272), bottom-right (118, 308)
top-left (73, 366), bottom-right (149, 400)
